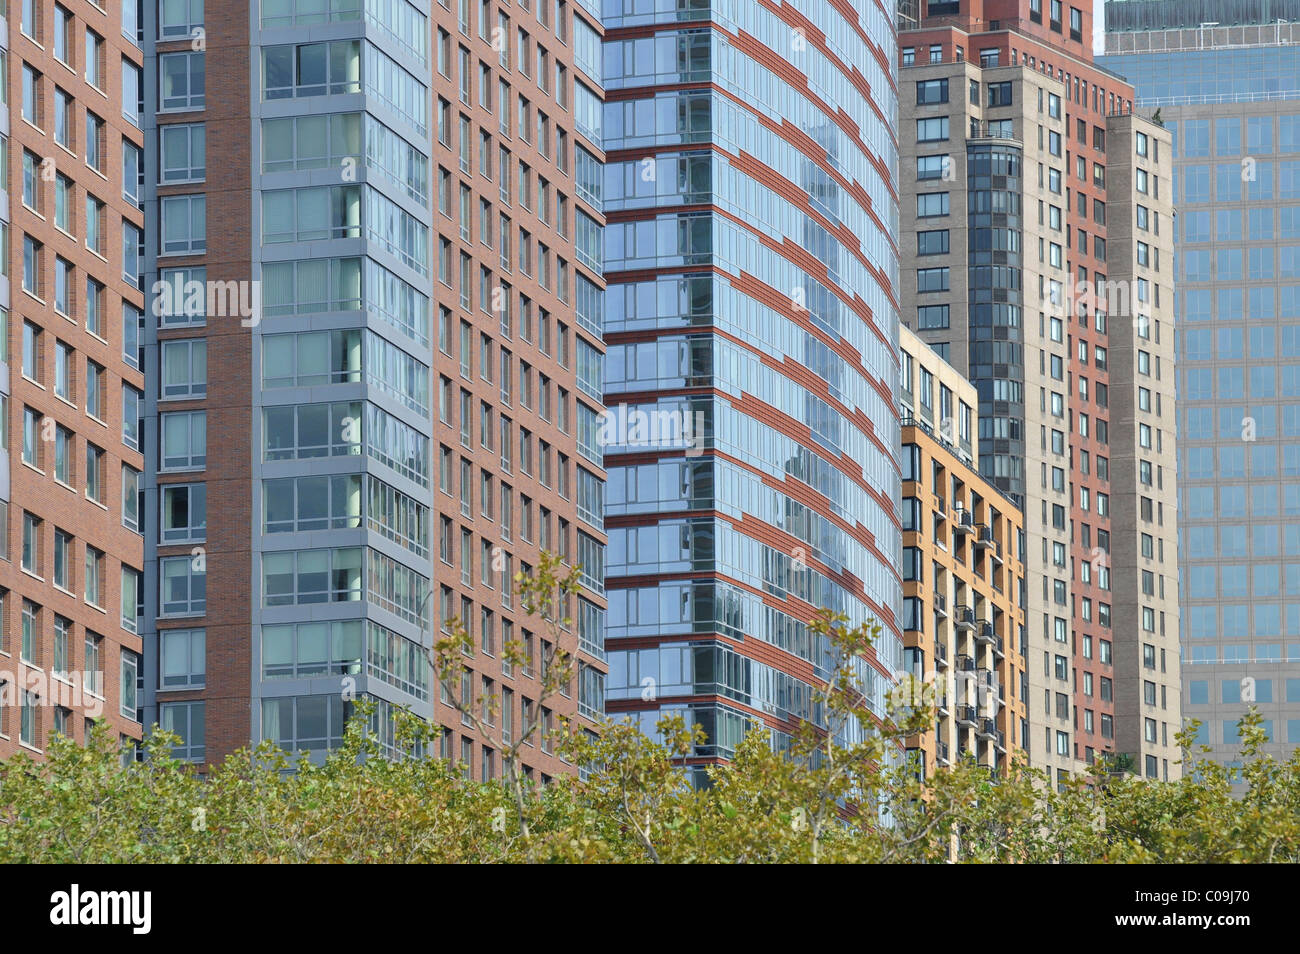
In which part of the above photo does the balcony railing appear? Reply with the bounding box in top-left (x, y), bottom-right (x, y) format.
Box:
top-left (956, 705), bottom-right (977, 727)
top-left (934, 639), bottom-right (949, 668)
top-left (953, 507), bottom-right (974, 532)
top-left (954, 605), bottom-right (976, 630)
top-left (975, 621), bottom-right (996, 645)
top-left (969, 118), bottom-right (1019, 141)
top-left (955, 654), bottom-right (975, 672)
top-left (978, 717), bottom-right (998, 740)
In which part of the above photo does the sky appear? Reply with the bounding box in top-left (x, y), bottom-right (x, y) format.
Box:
top-left (1093, 0), bottom-right (1107, 53)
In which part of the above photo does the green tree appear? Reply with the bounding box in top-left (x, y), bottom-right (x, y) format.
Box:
top-left (2, 575), bottom-right (1298, 863)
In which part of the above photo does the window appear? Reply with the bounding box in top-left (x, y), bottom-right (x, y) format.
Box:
top-left (916, 79), bottom-right (948, 105)
top-left (128, 626), bottom-right (184, 701)
top-left (160, 52), bottom-right (206, 110)
top-left (122, 141), bottom-right (143, 205)
top-left (20, 691), bottom-right (38, 748)
top-left (161, 411), bottom-right (207, 469)
top-left (53, 259), bottom-right (73, 315)
top-left (160, 555), bottom-right (206, 616)
top-left (55, 89), bottom-right (74, 150)
top-left (84, 545), bottom-right (103, 606)
top-left (916, 155), bottom-right (948, 181)
top-left (86, 361), bottom-right (105, 420)
top-left (162, 484), bottom-right (207, 543)
top-left (917, 267), bottom-right (949, 293)
top-left (917, 305), bottom-right (949, 329)
top-left (22, 408), bottom-right (42, 469)
top-left (161, 339), bottom-right (207, 398)
top-left (264, 474), bottom-right (363, 536)
top-left (53, 614), bottom-right (73, 680)
top-left (917, 117), bottom-right (949, 142)
top-left (916, 193), bottom-right (949, 218)
top-left (122, 222), bottom-right (143, 286)
top-left (156, 266), bottom-right (208, 327)
top-left (262, 695), bottom-right (347, 752)
top-left (160, 123), bottom-right (205, 182)
top-left (161, 195), bottom-right (206, 254)
top-left (54, 427), bottom-right (73, 486)
top-left (22, 237), bottom-right (43, 298)
top-left (263, 40), bottom-right (362, 99)
top-left (262, 547), bottom-right (364, 606)
top-left (85, 29), bottom-right (105, 88)
top-left (160, 0), bottom-right (205, 39)
top-left (85, 196), bottom-right (105, 255)
top-left (85, 443), bottom-right (106, 505)
top-left (987, 82), bottom-right (1013, 107)
top-left (122, 466), bottom-right (142, 533)
top-left (120, 649), bottom-right (140, 718)
top-left (122, 384), bottom-right (142, 450)
top-left (22, 65), bottom-right (42, 128)
top-left (122, 59), bottom-right (142, 126)
top-left (160, 701), bottom-right (206, 762)
top-left (22, 152), bottom-right (42, 214)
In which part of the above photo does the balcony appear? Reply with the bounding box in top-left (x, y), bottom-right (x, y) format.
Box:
top-left (933, 591), bottom-right (948, 618)
top-left (956, 705), bottom-right (977, 727)
top-left (978, 717), bottom-right (998, 741)
top-left (937, 696), bottom-right (950, 716)
top-left (953, 507), bottom-right (974, 533)
top-left (955, 653), bottom-right (975, 673)
top-left (937, 740), bottom-right (951, 765)
top-left (968, 118), bottom-right (1019, 141)
top-left (933, 495), bottom-right (947, 521)
top-left (973, 525), bottom-right (994, 550)
top-left (975, 621), bottom-right (996, 646)
top-left (954, 604), bottom-right (976, 630)
top-left (934, 639), bottom-right (949, 669)
top-left (994, 634), bottom-right (1005, 659)
top-left (996, 730), bottom-right (1007, 753)
top-left (992, 539), bottom-right (1005, 566)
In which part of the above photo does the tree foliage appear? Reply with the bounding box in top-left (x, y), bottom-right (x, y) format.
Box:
top-left (1, 596), bottom-right (1295, 863)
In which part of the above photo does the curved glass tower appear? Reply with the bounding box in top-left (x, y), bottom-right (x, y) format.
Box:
top-left (600, 0), bottom-right (903, 771)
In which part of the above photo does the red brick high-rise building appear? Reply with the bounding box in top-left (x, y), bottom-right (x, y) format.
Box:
top-left (1, 0), bottom-right (147, 754)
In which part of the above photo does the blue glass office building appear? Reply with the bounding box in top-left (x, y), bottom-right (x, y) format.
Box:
top-left (1102, 7), bottom-right (1300, 765)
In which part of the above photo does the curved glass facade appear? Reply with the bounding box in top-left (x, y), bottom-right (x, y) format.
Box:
top-left (601, 0), bottom-right (903, 758)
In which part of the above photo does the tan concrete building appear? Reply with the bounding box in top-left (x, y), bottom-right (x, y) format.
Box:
top-left (1103, 113), bottom-right (1180, 779)
top-left (900, 327), bottom-right (1027, 774)
top-left (900, 2), bottom-right (1180, 782)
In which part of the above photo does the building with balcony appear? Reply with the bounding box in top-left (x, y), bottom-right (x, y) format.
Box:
top-left (900, 327), bottom-right (1027, 775)
top-left (900, 0), bottom-right (1180, 782)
